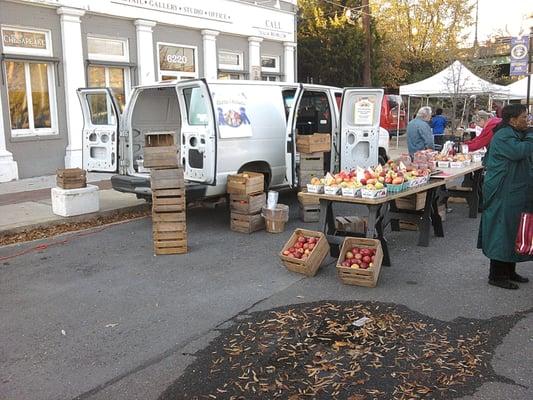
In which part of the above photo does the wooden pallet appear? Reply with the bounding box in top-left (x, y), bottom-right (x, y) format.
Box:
top-left (230, 212), bottom-right (265, 233)
top-left (229, 192), bottom-right (265, 214)
top-left (227, 171), bottom-right (264, 195)
top-left (300, 152), bottom-right (324, 171)
top-left (299, 204), bottom-right (320, 222)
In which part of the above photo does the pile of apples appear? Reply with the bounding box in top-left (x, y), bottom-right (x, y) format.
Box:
top-left (340, 246), bottom-right (377, 269)
top-left (282, 235), bottom-right (319, 261)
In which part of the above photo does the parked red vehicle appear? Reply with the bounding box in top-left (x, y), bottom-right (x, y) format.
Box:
top-left (380, 94), bottom-right (406, 134)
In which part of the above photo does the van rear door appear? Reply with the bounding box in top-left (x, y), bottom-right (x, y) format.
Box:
top-left (77, 88), bottom-right (120, 172)
top-left (175, 80), bottom-right (217, 184)
top-left (339, 88), bottom-right (384, 170)
top-left (284, 84), bottom-right (303, 188)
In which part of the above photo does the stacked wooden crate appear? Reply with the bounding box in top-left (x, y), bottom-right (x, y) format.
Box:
top-left (296, 133), bottom-right (331, 222)
top-left (227, 172), bottom-right (265, 233)
top-left (56, 168), bottom-right (87, 189)
top-left (144, 132), bottom-right (187, 255)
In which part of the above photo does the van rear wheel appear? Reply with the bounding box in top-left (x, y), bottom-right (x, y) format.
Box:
top-left (238, 162), bottom-right (271, 190)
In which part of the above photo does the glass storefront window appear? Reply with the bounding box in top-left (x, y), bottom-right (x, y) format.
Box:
top-left (5, 61), bottom-right (56, 136)
top-left (261, 55), bottom-right (280, 73)
top-left (218, 72), bottom-right (242, 80)
top-left (158, 43), bottom-right (197, 80)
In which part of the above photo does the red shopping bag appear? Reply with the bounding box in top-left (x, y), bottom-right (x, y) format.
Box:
top-left (515, 212), bottom-right (533, 256)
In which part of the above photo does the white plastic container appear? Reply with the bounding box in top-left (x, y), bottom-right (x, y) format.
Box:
top-left (51, 184), bottom-right (99, 217)
top-left (267, 190), bottom-right (279, 210)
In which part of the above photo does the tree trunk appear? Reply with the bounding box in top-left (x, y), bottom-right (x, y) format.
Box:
top-left (362, 0), bottom-right (371, 86)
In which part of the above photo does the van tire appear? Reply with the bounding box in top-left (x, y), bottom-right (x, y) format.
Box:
top-left (238, 162), bottom-right (271, 189)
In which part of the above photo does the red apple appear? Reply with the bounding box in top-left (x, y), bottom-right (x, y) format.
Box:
top-left (354, 253), bottom-right (363, 260)
top-left (303, 243), bottom-right (309, 249)
top-left (360, 178), bottom-right (367, 185)
top-left (308, 237), bottom-right (316, 244)
top-left (360, 262), bottom-right (369, 269)
top-left (295, 242), bottom-right (303, 249)
top-left (298, 236), bottom-right (306, 243)
top-left (283, 250), bottom-right (290, 256)
top-left (342, 260), bottom-right (351, 267)
top-left (308, 243), bottom-right (315, 250)
top-left (363, 255), bottom-right (371, 263)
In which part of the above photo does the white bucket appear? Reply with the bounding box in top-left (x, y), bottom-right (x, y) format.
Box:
top-left (267, 191), bottom-right (279, 209)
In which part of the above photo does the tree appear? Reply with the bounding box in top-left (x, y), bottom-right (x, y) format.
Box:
top-left (297, 0), bottom-right (380, 86)
top-left (372, 0), bottom-right (475, 88)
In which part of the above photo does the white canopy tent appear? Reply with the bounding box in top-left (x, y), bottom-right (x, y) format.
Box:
top-left (396, 61), bottom-right (511, 147)
top-left (499, 76), bottom-right (530, 100)
top-left (399, 60), bottom-right (510, 98)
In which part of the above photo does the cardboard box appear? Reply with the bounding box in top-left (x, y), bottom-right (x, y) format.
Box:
top-left (296, 133), bottom-right (331, 153)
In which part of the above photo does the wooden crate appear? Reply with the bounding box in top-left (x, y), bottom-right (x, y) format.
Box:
top-left (279, 229), bottom-right (330, 277)
top-left (299, 204), bottom-right (320, 222)
top-left (230, 212), bottom-right (265, 233)
top-left (335, 216), bottom-right (367, 233)
top-left (300, 152), bottom-right (324, 171)
top-left (153, 230), bottom-right (187, 255)
top-left (298, 191), bottom-right (320, 206)
top-left (226, 171), bottom-right (264, 195)
top-left (296, 133), bottom-right (331, 153)
top-left (144, 146), bottom-right (179, 168)
top-left (298, 169), bottom-right (324, 188)
top-left (152, 191), bottom-right (185, 213)
top-left (336, 237), bottom-right (383, 287)
top-left (399, 220), bottom-right (418, 231)
top-left (56, 168), bottom-right (87, 189)
top-left (229, 192), bottom-right (265, 214)
top-left (145, 131), bottom-right (175, 147)
top-left (395, 192), bottom-right (427, 211)
top-left (150, 168), bottom-right (185, 190)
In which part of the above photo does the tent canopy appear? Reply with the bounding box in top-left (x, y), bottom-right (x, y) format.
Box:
top-left (504, 77), bottom-right (530, 99)
top-left (399, 60), bottom-right (510, 98)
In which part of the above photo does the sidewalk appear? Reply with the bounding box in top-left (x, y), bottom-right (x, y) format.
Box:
top-left (0, 173), bottom-right (147, 234)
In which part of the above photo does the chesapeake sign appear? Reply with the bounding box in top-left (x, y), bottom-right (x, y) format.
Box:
top-left (2, 29), bottom-right (47, 50)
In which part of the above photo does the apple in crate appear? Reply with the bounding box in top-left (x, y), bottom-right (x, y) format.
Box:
top-left (284, 235), bottom-right (320, 259)
top-left (343, 246), bottom-right (377, 269)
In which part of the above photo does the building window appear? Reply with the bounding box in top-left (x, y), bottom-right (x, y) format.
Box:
top-left (87, 36), bottom-right (129, 62)
top-left (261, 55), bottom-right (280, 73)
top-left (218, 50), bottom-right (243, 71)
top-left (261, 75), bottom-right (279, 82)
top-left (158, 43), bottom-right (198, 81)
top-left (218, 72), bottom-right (242, 80)
top-left (88, 66), bottom-right (128, 112)
top-left (1, 26), bottom-right (52, 57)
top-left (5, 61), bottom-right (57, 136)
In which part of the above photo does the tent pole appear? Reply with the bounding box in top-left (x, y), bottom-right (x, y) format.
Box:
top-left (396, 98), bottom-right (401, 149)
top-left (407, 96), bottom-right (411, 122)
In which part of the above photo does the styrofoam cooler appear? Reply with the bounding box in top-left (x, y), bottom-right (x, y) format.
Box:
top-left (51, 184), bottom-right (99, 217)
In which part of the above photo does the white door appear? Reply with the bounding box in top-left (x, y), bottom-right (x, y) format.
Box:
top-left (339, 88), bottom-right (384, 170)
top-left (77, 88), bottom-right (120, 172)
top-left (284, 84), bottom-right (303, 188)
top-left (175, 80), bottom-right (217, 184)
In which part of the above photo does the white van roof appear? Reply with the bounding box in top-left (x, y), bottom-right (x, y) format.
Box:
top-left (132, 79), bottom-right (341, 92)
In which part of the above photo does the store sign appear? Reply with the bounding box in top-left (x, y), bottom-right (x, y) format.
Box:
top-left (111, 0), bottom-right (231, 22)
top-left (159, 45), bottom-right (195, 72)
top-left (510, 36), bottom-right (529, 76)
top-left (353, 97), bottom-right (376, 125)
top-left (2, 29), bottom-right (47, 50)
top-left (219, 52), bottom-right (240, 66)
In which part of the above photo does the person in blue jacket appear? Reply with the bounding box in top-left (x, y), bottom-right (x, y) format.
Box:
top-left (431, 108), bottom-right (447, 145)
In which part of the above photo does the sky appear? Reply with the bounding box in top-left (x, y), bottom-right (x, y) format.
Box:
top-left (466, 0), bottom-right (533, 44)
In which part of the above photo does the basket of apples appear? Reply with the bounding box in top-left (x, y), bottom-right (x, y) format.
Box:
top-left (336, 237), bottom-right (383, 287)
top-left (336, 170), bottom-right (362, 197)
top-left (323, 173), bottom-right (341, 195)
top-left (384, 170), bottom-right (406, 193)
top-left (307, 177), bottom-right (324, 193)
top-left (359, 169), bottom-right (388, 199)
top-left (279, 229), bottom-right (330, 277)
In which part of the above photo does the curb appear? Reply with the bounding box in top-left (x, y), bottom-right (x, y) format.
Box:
top-left (0, 203), bottom-right (150, 237)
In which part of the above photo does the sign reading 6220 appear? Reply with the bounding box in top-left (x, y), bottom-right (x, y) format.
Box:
top-left (166, 54), bottom-right (188, 64)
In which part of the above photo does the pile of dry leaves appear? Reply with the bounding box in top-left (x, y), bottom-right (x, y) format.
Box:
top-left (160, 301), bottom-right (515, 400)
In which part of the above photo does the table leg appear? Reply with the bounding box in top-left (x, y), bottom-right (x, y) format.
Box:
top-left (317, 199), bottom-right (329, 235)
top-left (431, 187), bottom-right (444, 237)
top-left (367, 205), bottom-right (391, 266)
top-left (388, 199), bottom-right (401, 232)
top-left (417, 188), bottom-right (433, 247)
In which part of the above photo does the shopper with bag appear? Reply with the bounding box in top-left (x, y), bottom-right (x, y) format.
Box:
top-left (478, 104), bottom-right (533, 289)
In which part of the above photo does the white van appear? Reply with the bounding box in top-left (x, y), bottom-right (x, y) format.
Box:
top-left (77, 79), bottom-right (389, 199)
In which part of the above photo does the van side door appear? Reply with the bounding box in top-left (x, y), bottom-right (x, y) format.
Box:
top-left (339, 88), bottom-right (384, 170)
top-left (77, 88), bottom-right (120, 172)
top-left (175, 80), bottom-right (217, 184)
top-left (284, 84), bottom-right (303, 187)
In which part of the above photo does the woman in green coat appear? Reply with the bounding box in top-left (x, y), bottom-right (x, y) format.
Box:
top-left (478, 104), bottom-right (533, 289)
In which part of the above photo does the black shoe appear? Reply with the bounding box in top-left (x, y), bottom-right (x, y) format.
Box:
top-left (510, 273), bottom-right (529, 283)
top-left (489, 279), bottom-right (519, 290)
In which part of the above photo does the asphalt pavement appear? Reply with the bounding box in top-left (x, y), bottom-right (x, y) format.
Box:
top-left (0, 191), bottom-right (531, 400)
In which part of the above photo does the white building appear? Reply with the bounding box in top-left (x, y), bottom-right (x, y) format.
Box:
top-left (0, 0), bottom-right (298, 180)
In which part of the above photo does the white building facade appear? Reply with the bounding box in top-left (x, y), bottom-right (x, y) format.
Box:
top-left (0, 0), bottom-right (297, 180)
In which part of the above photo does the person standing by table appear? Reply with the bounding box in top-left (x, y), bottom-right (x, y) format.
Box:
top-left (430, 108), bottom-right (447, 146)
top-left (407, 106), bottom-right (434, 157)
top-left (464, 111), bottom-right (502, 152)
top-left (478, 104), bottom-right (533, 289)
